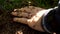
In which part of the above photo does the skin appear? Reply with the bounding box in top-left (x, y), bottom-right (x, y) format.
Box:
top-left (11, 7), bottom-right (46, 32)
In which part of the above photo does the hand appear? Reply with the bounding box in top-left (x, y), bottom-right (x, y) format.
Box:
top-left (11, 6), bottom-right (46, 32)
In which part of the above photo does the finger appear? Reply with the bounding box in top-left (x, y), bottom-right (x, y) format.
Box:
top-left (14, 9), bottom-right (18, 11)
top-left (11, 12), bottom-right (17, 16)
top-left (11, 12), bottom-right (29, 18)
top-left (53, 32), bottom-right (56, 34)
top-left (13, 18), bottom-right (28, 24)
top-left (14, 8), bottom-right (27, 12)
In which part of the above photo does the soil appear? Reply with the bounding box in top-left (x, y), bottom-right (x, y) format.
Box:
top-left (0, 6), bottom-right (49, 34)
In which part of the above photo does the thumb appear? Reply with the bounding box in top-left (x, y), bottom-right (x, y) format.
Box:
top-left (13, 18), bottom-right (28, 24)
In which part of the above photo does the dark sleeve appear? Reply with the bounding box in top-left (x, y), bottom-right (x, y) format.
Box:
top-left (55, 1), bottom-right (60, 23)
top-left (42, 8), bottom-right (57, 33)
top-left (42, 1), bottom-right (60, 33)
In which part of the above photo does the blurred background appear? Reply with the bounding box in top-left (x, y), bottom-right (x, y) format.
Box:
top-left (0, 0), bottom-right (58, 11)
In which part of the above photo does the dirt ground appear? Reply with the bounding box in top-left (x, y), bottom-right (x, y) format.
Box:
top-left (0, 6), bottom-right (49, 34)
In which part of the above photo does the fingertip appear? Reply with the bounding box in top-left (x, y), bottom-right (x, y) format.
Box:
top-left (13, 18), bottom-right (18, 21)
top-left (11, 12), bottom-right (17, 16)
top-left (14, 9), bottom-right (17, 11)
